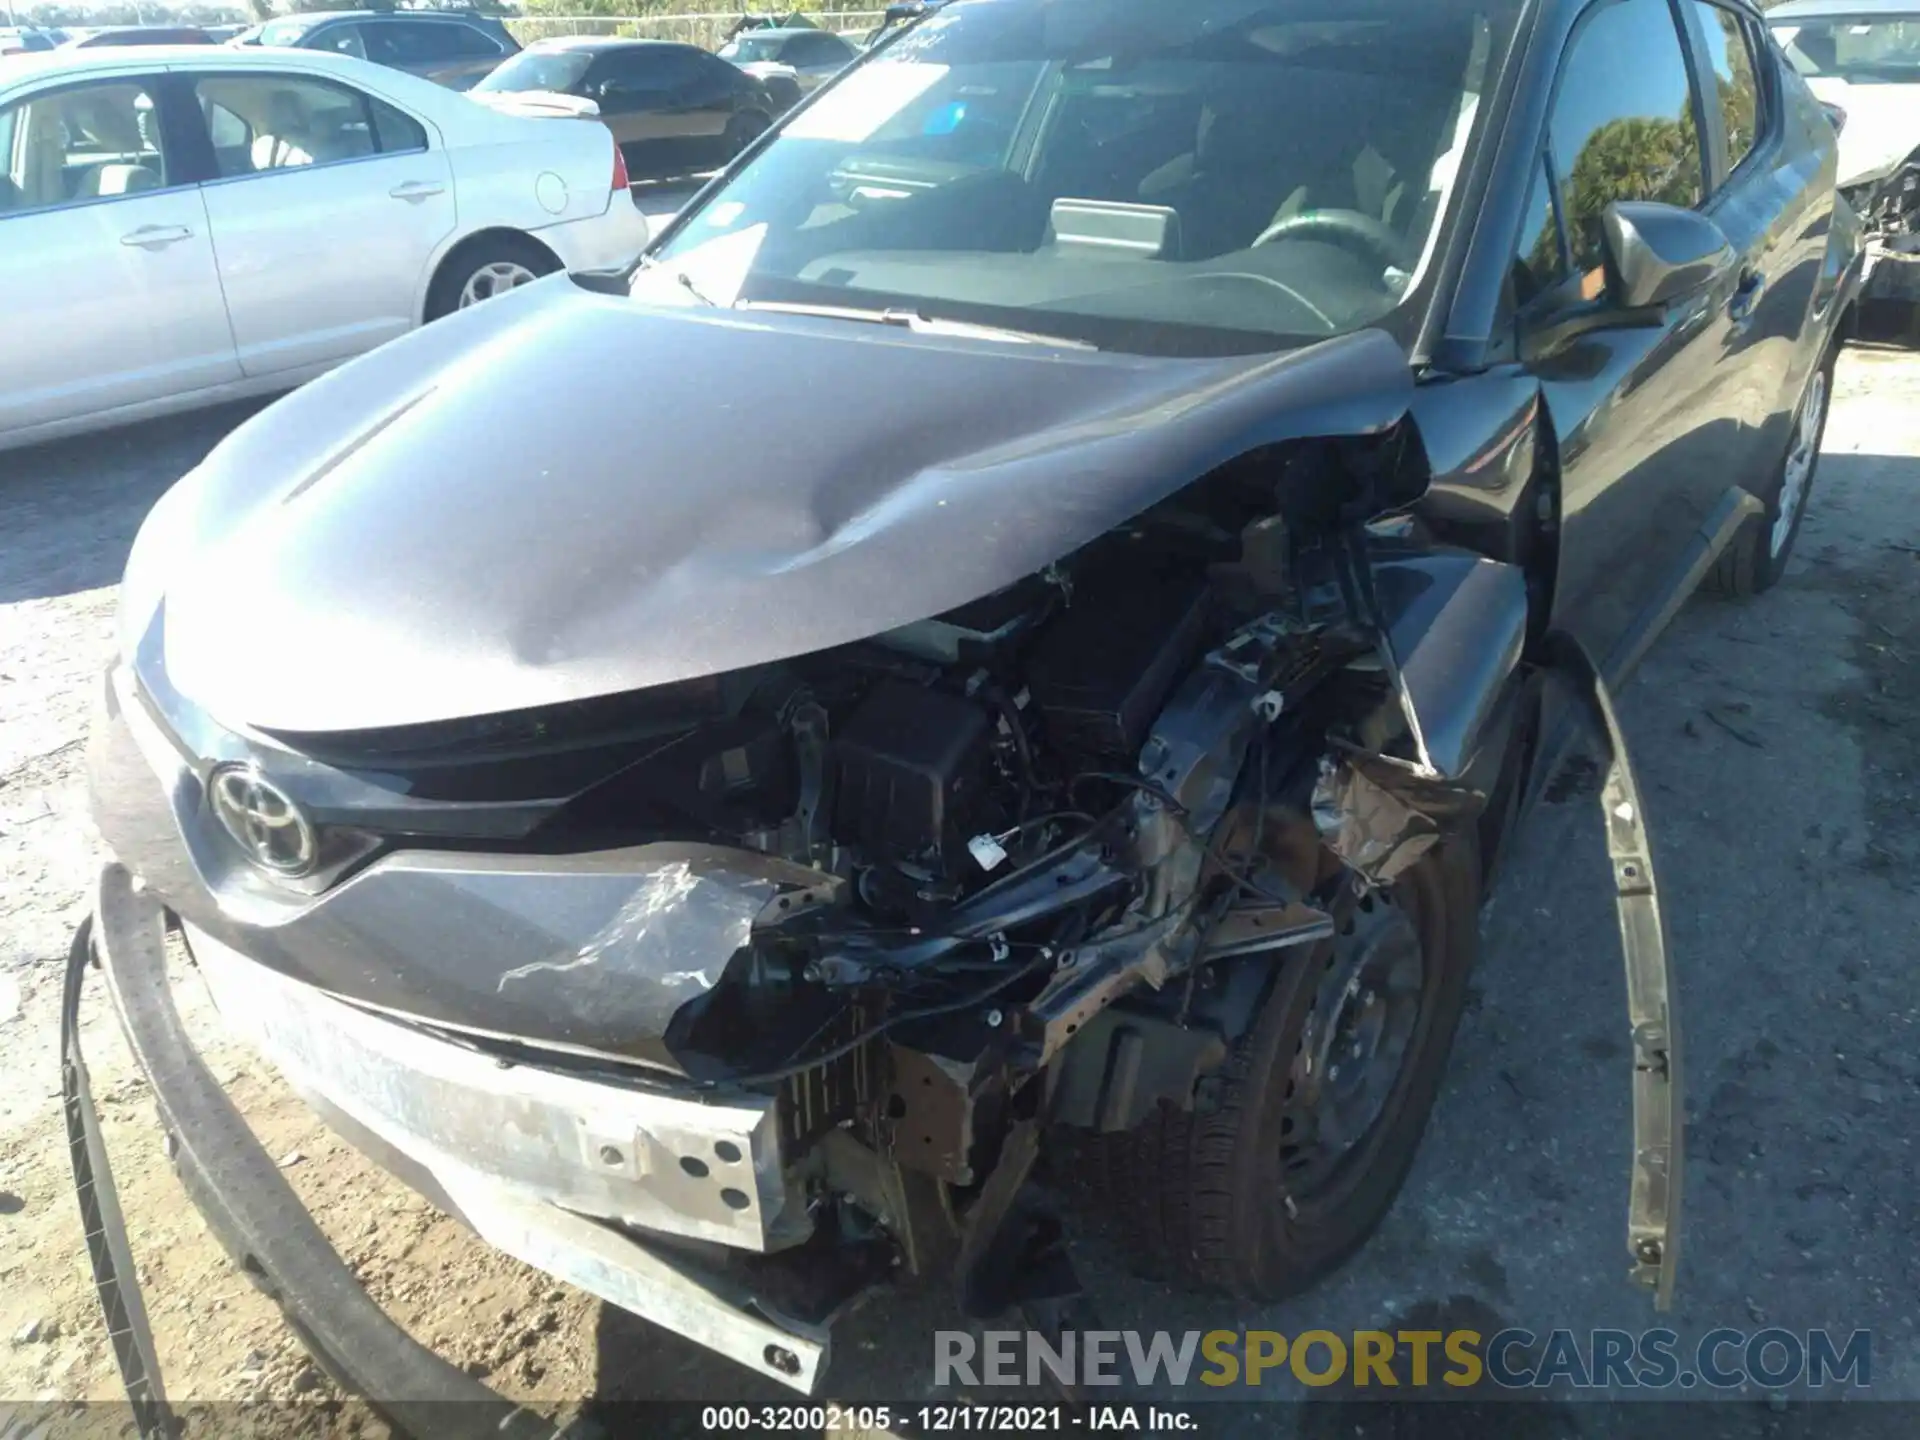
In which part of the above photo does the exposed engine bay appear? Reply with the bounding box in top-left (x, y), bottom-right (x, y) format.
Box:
top-left (202, 428), bottom-right (1541, 1344)
top-left (73, 355), bottom-right (1685, 1412)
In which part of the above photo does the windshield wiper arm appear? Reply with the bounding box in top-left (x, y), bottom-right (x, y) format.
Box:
top-left (736, 299), bottom-right (1095, 349)
top-left (636, 254), bottom-right (719, 306)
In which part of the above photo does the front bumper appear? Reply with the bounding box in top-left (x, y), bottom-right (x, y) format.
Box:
top-left (86, 864), bottom-right (833, 1398)
top-left (185, 920), bottom-right (799, 1255)
top-left (89, 658), bottom-right (814, 1066)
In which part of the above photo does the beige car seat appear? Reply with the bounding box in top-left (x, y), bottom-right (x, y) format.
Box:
top-left (75, 163), bottom-right (162, 198)
top-left (253, 89), bottom-right (321, 169)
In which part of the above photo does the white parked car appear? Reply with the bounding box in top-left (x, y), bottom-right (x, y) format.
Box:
top-left (1771, 0), bottom-right (1920, 194)
top-left (0, 44), bottom-right (648, 451)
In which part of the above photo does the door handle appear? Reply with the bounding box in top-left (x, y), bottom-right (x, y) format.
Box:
top-left (119, 224), bottom-right (194, 249)
top-left (1729, 267), bottom-right (1767, 325)
top-left (389, 181), bottom-right (446, 202)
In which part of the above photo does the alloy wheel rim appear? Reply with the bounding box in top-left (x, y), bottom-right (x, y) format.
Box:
top-left (459, 261), bottom-right (538, 309)
top-left (1772, 368), bottom-right (1827, 559)
top-left (1277, 889), bottom-right (1426, 1200)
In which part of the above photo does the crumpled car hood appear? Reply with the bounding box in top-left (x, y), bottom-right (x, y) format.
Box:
top-left (135, 277), bottom-right (1411, 735)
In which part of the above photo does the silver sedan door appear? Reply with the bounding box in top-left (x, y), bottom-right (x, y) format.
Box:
top-left (189, 70), bottom-right (455, 377)
top-left (0, 73), bottom-right (238, 442)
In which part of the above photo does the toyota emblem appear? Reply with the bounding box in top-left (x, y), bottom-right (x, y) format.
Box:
top-left (208, 765), bottom-right (318, 876)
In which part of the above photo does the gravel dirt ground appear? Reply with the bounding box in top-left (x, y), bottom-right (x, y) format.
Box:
top-left (2, 342), bottom-right (1917, 1434)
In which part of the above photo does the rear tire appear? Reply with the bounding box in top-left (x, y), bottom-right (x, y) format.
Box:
top-left (426, 235), bottom-right (557, 321)
top-left (1707, 348), bottom-right (1834, 598)
top-left (1098, 839), bottom-right (1481, 1298)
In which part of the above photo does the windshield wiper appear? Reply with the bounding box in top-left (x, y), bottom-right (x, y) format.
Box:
top-left (635, 254), bottom-right (719, 306)
top-left (735, 300), bottom-right (1096, 349)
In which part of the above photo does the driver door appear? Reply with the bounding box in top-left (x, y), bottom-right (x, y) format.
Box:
top-left (583, 48), bottom-right (681, 177)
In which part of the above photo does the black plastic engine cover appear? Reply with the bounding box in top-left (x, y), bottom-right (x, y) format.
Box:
top-left (831, 681), bottom-right (994, 874)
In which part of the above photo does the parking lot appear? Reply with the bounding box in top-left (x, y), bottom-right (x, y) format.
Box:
top-left (0, 325), bottom-right (1917, 1427)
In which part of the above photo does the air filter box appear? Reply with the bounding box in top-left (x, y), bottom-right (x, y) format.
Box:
top-left (1029, 573), bottom-right (1210, 758)
top-left (831, 681), bottom-right (994, 874)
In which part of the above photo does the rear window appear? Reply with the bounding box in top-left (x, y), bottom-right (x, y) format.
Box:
top-left (259, 19), bottom-right (318, 47)
top-left (720, 35), bottom-right (786, 63)
top-left (473, 48), bottom-right (594, 94)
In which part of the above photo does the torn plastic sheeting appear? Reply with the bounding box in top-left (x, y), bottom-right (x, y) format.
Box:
top-left (1311, 753), bottom-right (1478, 886)
top-left (491, 861), bottom-right (775, 1035)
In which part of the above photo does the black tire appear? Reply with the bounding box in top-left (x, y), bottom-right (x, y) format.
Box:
top-left (1098, 839), bottom-right (1481, 1298)
top-left (724, 111), bottom-right (770, 160)
top-left (1706, 348), bottom-right (1835, 598)
top-left (425, 235), bottom-right (557, 322)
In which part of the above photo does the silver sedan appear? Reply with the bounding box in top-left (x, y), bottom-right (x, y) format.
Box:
top-left (1, 44), bottom-right (650, 451)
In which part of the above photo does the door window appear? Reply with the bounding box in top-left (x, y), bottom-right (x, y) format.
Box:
top-left (1546, 0), bottom-right (1706, 277)
top-left (786, 32), bottom-right (854, 67)
top-left (369, 99), bottom-right (428, 154)
top-left (366, 20), bottom-right (490, 66)
top-left (677, 50), bottom-right (742, 103)
top-left (0, 79), bottom-right (180, 216)
top-left (194, 76), bottom-right (427, 177)
top-left (1687, 2), bottom-right (1766, 179)
top-left (441, 24), bottom-right (506, 59)
top-left (206, 101), bottom-right (250, 151)
top-left (304, 22), bottom-right (367, 60)
top-left (1512, 153), bottom-right (1568, 305)
top-left (590, 49), bottom-right (683, 109)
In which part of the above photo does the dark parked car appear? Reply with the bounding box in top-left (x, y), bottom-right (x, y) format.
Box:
top-left (717, 25), bottom-right (861, 98)
top-left (255, 9), bottom-right (517, 91)
top-left (471, 38), bottom-right (777, 179)
top-left (79, 0), bottom-right (1861, 1410)
top-left (62, 25), bottom-right (215, 48)
top-left (863, 0), bottom-right (945, 49)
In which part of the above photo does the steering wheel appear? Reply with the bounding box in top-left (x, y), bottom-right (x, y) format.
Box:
top-left (1251, 208), bottom-right (1411, 273)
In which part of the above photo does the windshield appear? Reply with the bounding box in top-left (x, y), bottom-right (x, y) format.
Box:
top-left (720, 35), bottom-right (787, 62)
top-left (639, 0), bottom-right (1516, 356)
top-left (258, 18), bottom-right (318, 47)
top-left (1774, 16), bottom-right (1920, 83)
top-left (473, 48), bottom-right (594, 94)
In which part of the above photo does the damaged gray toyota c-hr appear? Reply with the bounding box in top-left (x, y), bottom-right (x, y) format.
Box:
top-left (73, 0), bottom-right (1861, 1423)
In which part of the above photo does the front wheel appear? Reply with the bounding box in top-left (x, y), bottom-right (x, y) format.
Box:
top-left (724, 111), bottom-right (770, 161)
top-left (1099, 839), bottom-right (1481, 1298)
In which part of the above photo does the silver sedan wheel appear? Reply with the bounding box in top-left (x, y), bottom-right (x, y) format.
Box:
top-left (1772, 366), bottom-right (1828, 559)
top-left (458, 261), bottom-right (538, 309)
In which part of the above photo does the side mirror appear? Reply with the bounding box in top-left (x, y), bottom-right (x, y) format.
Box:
top-left (1602, 200), bottom-right (1735, 311)
top-left (1819, 100), bottom-right (1848, 136)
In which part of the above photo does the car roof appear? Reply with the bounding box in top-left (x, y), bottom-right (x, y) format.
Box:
top-left (730, 27), bottom-right (852, 42)
top-left (72, 25), bottom-right (212, 40)
top-left (1767, 0), bottom-right (1919, 17)
top-left (277, 8), bottom-right (499, 21)
top-left (0, 42), bottom-right (464, 96)
top-left (530, 36), bottom-right (693, 52)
